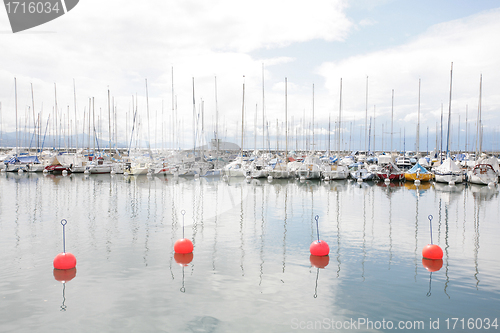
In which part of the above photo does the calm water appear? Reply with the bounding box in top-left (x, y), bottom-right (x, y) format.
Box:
top-left (1, 172), bottom-right (499, 332)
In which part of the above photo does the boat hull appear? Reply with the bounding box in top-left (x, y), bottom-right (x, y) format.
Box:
top-left (434, 173), bottom-right (463, 184)
top-left (404, 173), bottom-right (433, 182)
top-left (376, 173), bottom-right (404, 181)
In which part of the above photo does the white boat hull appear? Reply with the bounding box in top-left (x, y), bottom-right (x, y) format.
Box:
top-left (434, 173), bottom-right (463, 184)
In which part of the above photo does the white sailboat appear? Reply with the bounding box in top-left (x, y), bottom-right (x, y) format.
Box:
top-left (467, 155), bottom-right (499, 185)
top-left (223, 76), bottom-right (248, 178)
top-left (433, 157), bottom-right (464, 184)
top-left (296, 154), bottom-right (322, 180)
top-left (466, 75), bottom-right (498, 185)
top-left (270, 78), bottom-right (291, 180)
top-left (222, 157), bottom-right (248, 177)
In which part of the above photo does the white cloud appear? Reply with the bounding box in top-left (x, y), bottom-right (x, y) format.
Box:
top-left (0, 0), bottom-right (351, 147)
top-left (2, 2), bottom-right (500, 152)
top-left (317, 8), bottom-right (500, 143)
top-left (358, 19), bottom-right (377, 27)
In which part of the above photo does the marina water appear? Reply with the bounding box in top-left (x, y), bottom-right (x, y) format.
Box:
top-left (1, 173), bottom-right (499, 332)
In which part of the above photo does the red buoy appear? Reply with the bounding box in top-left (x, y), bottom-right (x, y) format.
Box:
top-left (422, 258), bottom-right (443, 272)
top-left (310, 240), bottom-right (330, 257)
top-left (174, 238), bottom-right (193, 254)
top-left (422, 244), bottom-right (443, 260)
top-left (53, 219), bottom-right (77, 270)
top-left (310, 254), bottom-right (329, 268)
top-left (53, 252), bottom-right (77, 270)
top-left (175, 210), bottom-right (193, 254)
top-left (174, 253), bottom-right (194, 266)
top-left (310, 215), bottom-right (330, 256)
top-left (53, 267), bottom-right (77, 282)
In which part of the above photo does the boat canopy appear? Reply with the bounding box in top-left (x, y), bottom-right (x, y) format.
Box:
top-left (5, 155), bottom-right (40, 164)
top-left (434, 157), bottom-right (462, 173)
top-left (380, 162), bottom-right (402, 173)
top-left (475, 156), bottom-right (500, 172)
top-left (406, 162), bottom-right (431, 174)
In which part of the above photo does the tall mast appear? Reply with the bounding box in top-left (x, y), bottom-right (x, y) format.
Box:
top-left (31, 83), bottom-right (37, 155)
top-left (312, 83), bottom-right (315, 152)
top-left (54, 83), bottom-right (58, 150)
top-left (0, 101), bottom-right (2, 149)
top-left (15, 78), bottom-right (18, 156)
top-left (365, 76), bottom-right (368, 152)
top-left (92, 97), bottom-right (95, 156)
top-left (465, 105), bottom-right (468, 153)
top-left (241, 76), bottom-right (245, 158)
top-left (440, 103), bottom-right (443, 163)
top-left (373, 105), bottom-right (376, 153)
top-left (171, 66), bottom-right (174, 151)
top-left (145, 79), bottom-right (152, 155)
top-left (416, 78), bottom-right (421, 156)
top-left (192, 77), bottom-right (196, 155)
top-left (74, 79), bottom-right (78, 152)
top-left (477, 74), bottom-right (483, 155)
top-left (215, 76), bottom-right (219, 153)
top-left (446, 62), bottom-right (453, 157)
top-left (391, 89), bottom-right (394, 154)
top-left (262, 64), bottom-right (265, 152)
top-left (88, 98), bottom-right (91, 152)
top-left (338, 78), bottom-right (342, 156)
top-left (285, 77), bottom-right (288, 162)
top-left (108, 87), bottom-right (111, 155)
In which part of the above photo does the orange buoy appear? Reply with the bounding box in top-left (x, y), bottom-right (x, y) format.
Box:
top-left (422, 244), bottom-right (443, 260)
top-left (53, 219), bottom-right (77, 270)
top-left (309, 215), bottom-right (330, 256)
top-left (174, 238), bottom-right (194, 254)
top-left (422, 215), bottom-right (443, 260)
top-left (175, 210), bottom-right (193, 254)
top-left (53, 252), bottom-right (77, 270)
top-left (310, 240), bottom-right (330, 257)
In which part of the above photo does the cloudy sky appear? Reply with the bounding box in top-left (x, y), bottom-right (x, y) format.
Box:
top-left (1, 0), bottom-right (499, 152)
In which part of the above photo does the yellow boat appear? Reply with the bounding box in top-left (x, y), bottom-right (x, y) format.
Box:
top-left (404, 163), bottom-right (433, 182)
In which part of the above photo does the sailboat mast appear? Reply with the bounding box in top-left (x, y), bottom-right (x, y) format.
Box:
top-left (215, 76), bottom-right (219, 153)
top-left (108, 88), bottom-right (112, 155)
top-left (312, 84), bottom-right (315, 152)
top-left (74, 79), bottom-right (78, 152)
top-left (446, 62), bottom-right (453, 157)
top-left (30, 83), bottom-right (37, 155)
top-left (0, 102), bottom-right (3, 149)
top-left (365, 76), bottom-right (368, 153)
top-left (465, 105), bottom-right (468, 153)
top-left (92, 97), bottom-right (95, 156)
top-left (241, 76), bottom-right (245, 158)
top-left (192, 77), bottom-right (196, 155)
top-left (391, 89), bottom-right (394, 155)
top-left (262, 64), bottom-right (265, 152)
top-left (146, 79), bottom-right (152, 155)
top-left (285, 77), bottom-right (288, 162)
top-left (373, 105), bottom-right (376, 153)
top-left (54, 83), bottom-right (58, 150)
top-left (15, 78), bottom-right (18, 156)
top-left (338, 78), bottom-right (342, 156)
top-left (440, 103), bottom-right (443, 163)
top-left (171, 67), bottom-right (174, 151)
top-left (477, 74), bottom-right (482, 155)
top-left (417, 78), bottom-right (421, 156)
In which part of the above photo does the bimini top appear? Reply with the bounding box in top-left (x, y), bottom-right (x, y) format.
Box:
top-left (5, 155), bottom-right (40, 164)
top-left (406, 162), bottom-right (431, 174)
